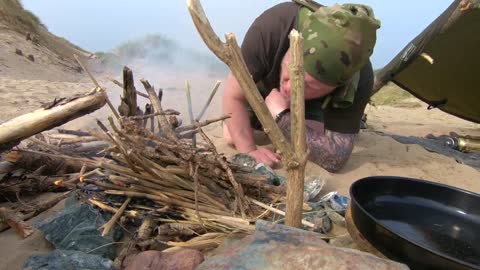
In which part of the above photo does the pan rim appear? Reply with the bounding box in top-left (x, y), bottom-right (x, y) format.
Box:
top-left (350, 175), bottom-right (480, 269)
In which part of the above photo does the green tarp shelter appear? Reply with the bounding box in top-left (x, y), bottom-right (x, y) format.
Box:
top-left (374, 0), bottom-right (480, 123)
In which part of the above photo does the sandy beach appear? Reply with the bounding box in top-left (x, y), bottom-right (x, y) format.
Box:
top-left (1, 8), bottom-right (480, 269)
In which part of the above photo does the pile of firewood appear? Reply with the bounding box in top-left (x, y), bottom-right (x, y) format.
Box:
top-left (0, 1), bottom-right (316, 264)
top-left (0, 60), bottom-right (297, 260)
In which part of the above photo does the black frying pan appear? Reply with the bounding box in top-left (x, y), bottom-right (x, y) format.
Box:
top-left (350, 176), bottom-right (480, 270)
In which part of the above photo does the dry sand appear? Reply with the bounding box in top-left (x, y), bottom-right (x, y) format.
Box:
top-left (2, 71), bottom-right (480, 269)
top-left (1, 25), bottom-right (480, 270)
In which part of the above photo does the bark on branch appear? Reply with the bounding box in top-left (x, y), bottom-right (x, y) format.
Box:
top-left (187, 0), bottom-right (293, 158)
top-left (187, 0), bottom-right (308, 227)
top-left (0, 91), bottom-right (106, 152)
top-left (286, 30), bottom-right (308, 227)
top-left (140, 79), bottom-right (177, 140)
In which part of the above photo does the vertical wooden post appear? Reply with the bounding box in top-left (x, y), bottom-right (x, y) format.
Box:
top-left (285, 30), bottom-right (308, 227)
top-left (119, 66), bottom-right (138, 117)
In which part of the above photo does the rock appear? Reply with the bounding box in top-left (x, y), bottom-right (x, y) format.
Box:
top-left (15, 49), bottom-right (23, 56)
top-left (35, 196), bottom-right (122, 260)
top-left (23, 250), bottom-right (113, 270)
top-left (126, 249), bottom-right (204, 270)
top-left (27, 54), bottom-right (35, 62)
top-left (329, 234), bottom-right (358, 249)
top-left (197, 220), bottom-right (409, 270)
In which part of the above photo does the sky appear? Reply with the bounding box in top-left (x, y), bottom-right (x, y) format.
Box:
top-left (22, 0), bottom-right (454, 69)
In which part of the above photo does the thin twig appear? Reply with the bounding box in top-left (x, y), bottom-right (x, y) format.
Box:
top-left (109, 78), bottom-right (149, 98)
top-left (141, 79), bottom-right (177, 140)
top-left (101, 197), bottom-right (131, 236)
top-left (190, 163), bottom-right (204, 224)
top-left (88, 199), bottom-right (139, 218)
top-left (248, 197), bottom-right (314, 228)
top-left (73, 54), bottom-right (120, 119)
top-left (74, 54), bottom-right (100, 88)
top-left (127, 111), bottom-right (180, 121)
top-left (176, 115), bottom-right (230, 133)
top-left (96, 119), bottom-right (139, 173)
top-left (86, 241), bottom-right (128, 254)
top-left (28, 137), bottom-right (63, 154)
top-left (196, 80), bottom-right (221, 121)
top-left (185, 80), bottom-right (196, 147)
top-left (197, 127), bottom-right (248, 218)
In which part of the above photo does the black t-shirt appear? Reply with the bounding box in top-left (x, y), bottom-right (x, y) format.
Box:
top-left (241, 2), bottom-right (374, 134)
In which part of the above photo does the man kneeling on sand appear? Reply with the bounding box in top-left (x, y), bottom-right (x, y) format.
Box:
top-left (222, 1), bottom-right (381, 172)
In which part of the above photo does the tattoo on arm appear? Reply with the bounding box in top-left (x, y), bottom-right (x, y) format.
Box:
top-left (277, 114), bottom-right (355, 172)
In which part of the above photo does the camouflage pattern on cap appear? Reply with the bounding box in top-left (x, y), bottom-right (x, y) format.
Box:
top-left (299, 4), bottom-right (380, 85)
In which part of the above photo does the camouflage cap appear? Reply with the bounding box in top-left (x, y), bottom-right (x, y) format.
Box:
top-left (299, 4), bottom-right (381, 85)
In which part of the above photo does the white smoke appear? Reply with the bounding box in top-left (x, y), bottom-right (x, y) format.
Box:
top-left (96, 33), bottom-right (229, 124)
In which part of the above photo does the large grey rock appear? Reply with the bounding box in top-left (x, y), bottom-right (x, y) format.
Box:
top-left (126, 249), bottom-right (204, 270)
top-left (197, 220), bottom-right (409, 270)
top-left (35, 196), bottom-right (122, 259)
top-left (23, 250), bottom-right (113, 270)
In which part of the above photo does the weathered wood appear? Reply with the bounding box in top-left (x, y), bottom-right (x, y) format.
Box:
top-left (0, 91), bottom-right (106, 151)
top-left (0, 175), bottom-right (66, 199)
top-left (128, 111), bottom-right (180, 121)
top-left (0, 161), bottom-right (14, 174)
top-left (196, 80), bottom-right (221, 121)
top-left (0, 207), bottom-right (34, 238)
top-left (175, 115), bottom-right (230, 133)
top-left (185, 80), bottom-right (197, 147)
top-left (45, 133), bottom-right (98, 144)
top-left (187, 0), bottom-right (293, 158)
top-left (6, 150), bottom-right (94, 173)
top-left (74, 54), bottom-right (120, 119)
top-left (141, 80), bottom-right (177, 140)
top-left (119, 66), bottom-right (138, 117)
top-left (137, 216), bottom-right (155, 241)
top-left (110, 78), bottom-right (150, 98)
top-left (285, 30), bottom-right (308, 228)
top-left (101, 197), bottom-right (131, 236)
top-left (188, 0), bottom-right (307, 227)
top-left (248, 198), bottom-right (316, 229)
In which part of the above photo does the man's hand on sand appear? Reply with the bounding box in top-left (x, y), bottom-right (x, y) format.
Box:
top-left (248, 148), bottom-right (281, 168)
top-left (265, 88), bottom-right (289, 117)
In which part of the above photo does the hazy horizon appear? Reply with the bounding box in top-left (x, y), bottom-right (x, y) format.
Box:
top-left (22, 0), bottom-right (453, 69)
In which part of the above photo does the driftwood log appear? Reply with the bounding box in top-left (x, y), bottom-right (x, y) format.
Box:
top-left (0, 207), bottom-right (34, 238)
top-left (187, 0), bottom-right (308, 227)
top-left (118, 66), bottom-right (139, 117)
top-left (141, 80), bottom-right (177, 140)
top-left (286, 31), bottom-right (309, 227)
top-left (0, 90), bottom-right (107, 153)
top-left (0, 191), bottom-right (71, 235)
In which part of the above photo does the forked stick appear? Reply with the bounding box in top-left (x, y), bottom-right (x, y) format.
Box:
top-left (187, 0), bottom-right (307, 227)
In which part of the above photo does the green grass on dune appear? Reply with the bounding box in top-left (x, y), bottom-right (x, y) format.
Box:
top-left (0, 0), bottom-right (46, 33)
top-left (371, 82), bottom-right (418, 107)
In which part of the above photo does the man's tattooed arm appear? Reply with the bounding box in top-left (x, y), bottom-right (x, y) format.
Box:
top-left (276, 114), bottom-right (355, 172)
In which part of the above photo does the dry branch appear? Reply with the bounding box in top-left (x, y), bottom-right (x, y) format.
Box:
top-left (141, 79), bottom-right (177, 140)
top-left (110, 78), bottom-right (150, 98)
top-left (0, 207), bottom-right (34, 238)
top-left (196, 80), bottom-right (221, 121)
top-left (187, 0), bottom-right (307, 227)
top-left (285, 30), bottom-right (308, 227)
top-left (101, 197), bottom-right (131, 236)
top-left (119, 66), bottom-right (138, 117)
top-left (0, 191), bottom-right (70, 233)
top-left (187, 0), bottom-right (293, 158)
top-left (74, 54), bottom-right (120, 119)
top-left (0, 91), bottom-right (106, 152)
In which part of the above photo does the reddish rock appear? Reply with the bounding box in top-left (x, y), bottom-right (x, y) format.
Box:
top-left (126, 249), bottom-right (204, 270)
